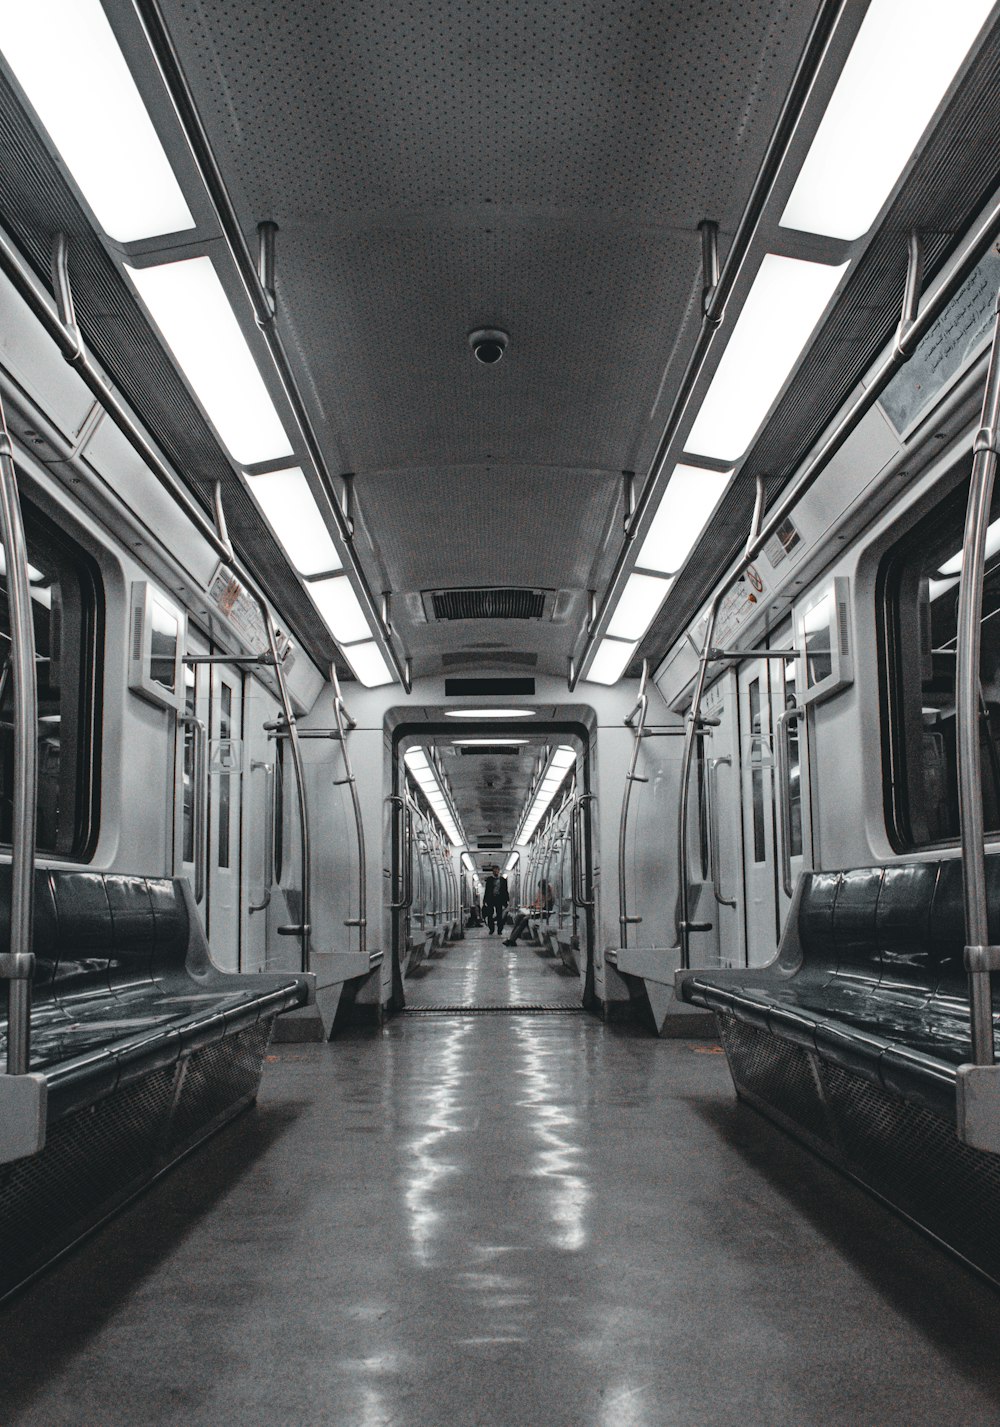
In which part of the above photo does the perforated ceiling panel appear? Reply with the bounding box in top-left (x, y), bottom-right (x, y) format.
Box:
top-left (152, 0), bottom-right (822, 676)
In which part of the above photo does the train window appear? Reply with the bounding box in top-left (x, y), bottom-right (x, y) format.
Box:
top-left (880, 466), bottom-right (1000, 848)
top-left (0, 501), bottom-right (102, 857)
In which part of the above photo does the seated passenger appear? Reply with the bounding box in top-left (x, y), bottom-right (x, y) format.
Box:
top-left (503, 880), bottom-right (554, 946)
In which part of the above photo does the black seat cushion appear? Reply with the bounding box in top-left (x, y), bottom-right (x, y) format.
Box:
top-left (683, 857), bottom-right (1000, 1118)
top-left (0, 870), bottom-right (308, 1117)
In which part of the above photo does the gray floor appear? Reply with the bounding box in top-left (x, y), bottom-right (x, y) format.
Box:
top-left (405, 924), bottom-right (582, 1007)
top-left (3, 949), bottom-right (1000, 1424)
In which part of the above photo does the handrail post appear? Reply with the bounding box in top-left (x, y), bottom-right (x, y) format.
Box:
top-left (330, 665), bottom-right (367, 959)
top-left (619, 659), bottom-right (649, 948)
top-left (956, 289), bottom-right (1000, 1067)
top-left (263, 609), bottom-right (310, 973)
top-left (676, 475), bottom-right (767, 967)
top-left (0, 415), bottom-right (38, 1076)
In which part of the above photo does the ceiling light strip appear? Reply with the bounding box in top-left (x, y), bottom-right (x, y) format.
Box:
top-left (568, 0), bottom-right (845, 691)
top-left (513, 746), bottom-right (577, 846)
top-left (0, 0), bottom-right (194, 243)
top-left (131, 0), bottom-right (409, 690)
top-left (781, 0), bottom-right (996, 241)
top-left (404, 746), bottom-right (467, 848)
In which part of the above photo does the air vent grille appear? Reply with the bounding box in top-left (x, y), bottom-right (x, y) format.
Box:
top-left (431, 589), bottom-right (546, 621)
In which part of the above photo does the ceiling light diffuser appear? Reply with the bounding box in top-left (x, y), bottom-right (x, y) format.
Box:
top-left (781, 0), bottom-right (995, 241)
top-left (344, 640), bottom-right (393, 688)
top-left (246, 468), bottom-right (341, 577)
top-left (127, 256), bottom-right (292, 465)
top-left (444, 708), bottom-right (537, 719)
top-left (550, 746), bottom-right (577, 770)
top-left (636, 465), bottom-right (732, 576)
top-left (0, 0), bottom-right (195, 243)
top-left (451, 738), bottom-right (530, 746)
top-left (307, 575), bottom-right (371, 645)
top-left (607, 572), bottom-right (673, 641)
top-left (685, 255), bottom-right (848, 462)
top-left (585, 637), bottom-right (637, 686)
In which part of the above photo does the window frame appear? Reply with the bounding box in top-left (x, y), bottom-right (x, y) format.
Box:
top-left (0, 496), bottom-right (104, 861)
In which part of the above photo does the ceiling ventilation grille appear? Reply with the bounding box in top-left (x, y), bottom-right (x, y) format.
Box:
top-left (430, 588), bottom-right (546, 621)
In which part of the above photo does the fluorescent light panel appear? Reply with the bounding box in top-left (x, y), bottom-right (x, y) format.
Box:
top-left (307, 575), bottom-right (371, 645)
top-left (344, 640), bottom-right (393, 688)
top-left (781, 0), bottom-right (995, 241)
top-left (246, 468), bottom-right (341, 577)
top-left (128, 257), bottom-right (291, 465)
top-left (0, 0), bottom-right (194, 243)
top-left (444, 708), bottom-right (536, 719)
top-left (451, 738), bottom-right (530, 746)
top-left (636, 465), bottom-right (732, 575)
top-left (585, 637), bottom-right (637, 686)
top-left (685, 255), bottom-right (848, 462)
top-left (607, 572), bottom-right (673, 641)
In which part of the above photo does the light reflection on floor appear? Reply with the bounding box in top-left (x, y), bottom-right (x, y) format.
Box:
top-left (404, 924), bottom-right (582, 1008)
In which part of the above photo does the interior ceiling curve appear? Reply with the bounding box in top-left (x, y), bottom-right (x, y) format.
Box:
top-left (151, 0), bottom-right (824, 678)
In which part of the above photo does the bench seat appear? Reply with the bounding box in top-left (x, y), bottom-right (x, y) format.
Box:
top-left (0, 868), bottom-right (311, 1122)
top-left (678, 859), bottom-right (999, 1121)
top-left (0, 867), bottom-right (313, 1301)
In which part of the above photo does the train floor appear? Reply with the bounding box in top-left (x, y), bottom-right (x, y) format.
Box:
top-left (3, 949), bottom-right (1000, 1422)
top-left (404, 923), bottom-right (582, 1007)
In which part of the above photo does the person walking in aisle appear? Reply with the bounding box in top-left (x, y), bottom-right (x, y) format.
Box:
top-left (482, 865), bottom-right (509, 935)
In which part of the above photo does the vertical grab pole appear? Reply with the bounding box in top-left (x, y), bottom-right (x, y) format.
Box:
top-left (330, 666), bottom-right (367, 961)
top-left (263, 608), bottom-right (310, 974)
top-left (956, 290), bottom-right (1000, 1066)
top-left (619, 659), bottom-right (649, 948)
top-left (676, 474), bottom-right (767, 968)
top-left (0, 414), bottom-right (38, 1075)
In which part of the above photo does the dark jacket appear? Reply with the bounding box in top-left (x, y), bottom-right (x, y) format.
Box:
top-left (483, 874), bottom-right (509, 907)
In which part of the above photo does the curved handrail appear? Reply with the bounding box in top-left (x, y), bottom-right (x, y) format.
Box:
top-left (955, 287), bottom-right (1000, 1067)
top-left (675, 475), bottom-right (767, 968)
top-left (619, 658), bottom-right (649, 947)
top-left (0, 419), bottom-right (38, 1076)
top-left (331, 665), bottom-right (366, 959)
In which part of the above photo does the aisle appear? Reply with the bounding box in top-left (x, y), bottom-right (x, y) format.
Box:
top-left (3, 1011), bottom-right (1000, 1425)
top-left (404, 924), bottom-right (582, 1008)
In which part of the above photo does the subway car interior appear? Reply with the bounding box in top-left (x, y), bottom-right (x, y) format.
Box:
top-left (3, 0), bottom-right (1000, 1422)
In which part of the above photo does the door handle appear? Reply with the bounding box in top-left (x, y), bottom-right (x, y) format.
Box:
top-left (179, 713), bottom-right (207, 905)
top-left (776, 705), bottom-right (804, 898)
top-left (248, 759), bottom-right (274, 913)
top-left (707, 756), bottom-right (737, 908)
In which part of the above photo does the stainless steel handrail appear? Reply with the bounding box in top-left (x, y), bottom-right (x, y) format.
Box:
top-left (248, 758), bottom-right (274, 913)
top-left (131, 0), bottom-right (410, 692)
top-left (774, 708), bottom-right (804, 899)
top-left (331, 666), bottom-right (367, 958)
top-left (572, 794), bottom-right (597, 910)
top-left (178, 714), bottom-right (207, 906)
top-left (387, 794), bottom-right (411, 911)
top-left (619, 659), bottom-right (650, 946)
top-left (0, 416), bottom-right (38, 1076)
top-left (262, 607), bottom-right (311, 971)
top-left (569, 0), bottom-right (845, 689)
top-left (675, 475), bottom-right (767, 966)
top-left (955, 288), bottom-right (1000, 1067)
top-left (707, 756), bottom-right (737, 908)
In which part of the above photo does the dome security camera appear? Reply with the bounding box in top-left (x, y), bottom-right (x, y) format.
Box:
top-left (469, 328), bottom-right (508, 364)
